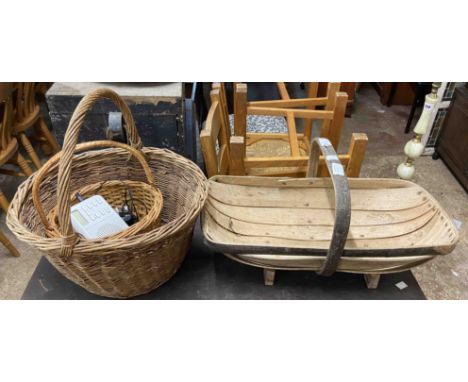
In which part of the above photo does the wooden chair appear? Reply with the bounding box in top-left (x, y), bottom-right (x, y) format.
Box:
top-left (276, 82), bottom-right (299, 100)
top-left (236, 81), bottom-right (350, 176)
top-left (201, 84), bottom-right (368, 179)
top-left (11, 82), bottom-right (60, 169)
top-left (34, 82), bottom-right (55, 154)
top-left (201, 82), bottom-right (366, 178)
top-left (276, 82), bottom-right (339, 140)
top-left (235, 82), bottom-right (327, 138)
top-left (200, 86), bottom-right (232, 177)
top-left (35, 82), bottom-right (53, 100)
top-left (0, 83), bottom-right (25, 257)
top-left (0, 84), bottom-right (33, 178)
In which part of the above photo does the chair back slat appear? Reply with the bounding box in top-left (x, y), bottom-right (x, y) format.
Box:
top-left (200, 100), bottom-right (231, 177)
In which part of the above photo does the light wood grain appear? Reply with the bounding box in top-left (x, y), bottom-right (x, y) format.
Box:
top-left (207, 197), bottom-right (434, 226)
top-left (234, 83), bottom-right (247, 137)
top-left (306, 83), bottom-right (319, 98)
top-left (320, 82), bottom-right (342, 140)
top-left (210, 88), bottom-right (231, 164)
top-left (303, 82), bottom-right (320, 139)
top-left (276, 82), bottom-right (290, 100)
top-left (229, 136), bottom-right (246, 175)
top-left (286, 111), bottom-right (300, 156)
top-left (205, 202), bottom-right (435, 241)
top-left (248, 97), bottom-right (327, 108)
top-left (218, 145), bottom-right (229, 175)
top-left (328, 92), bottom-right (348, 150)
top-left (346, 133), bottom-right (368, 177)
top-left (200, 82), bottom-right (356, 179)
top-left (200, 101), bottom-right (221, 177)
top-left (247, 106), bottom-right (334, 120)
top-left (203, 176), bottom-right (458, 256)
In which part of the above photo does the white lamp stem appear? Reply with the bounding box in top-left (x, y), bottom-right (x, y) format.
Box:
top-left (397, 82), bottom-right (441, 180)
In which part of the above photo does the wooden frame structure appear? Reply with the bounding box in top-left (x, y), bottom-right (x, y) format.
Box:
top-left (0, 84), bottom-right (33, 179)
top-left (200, 84), bottom-right (232, 178)
top-left (12, 83), bottom-right (61, 170)
top-left (201, 82), bottom-right (367, 178)
top-left (0, 83), bottom-right (26, 257)
top-left (276, 82), bottom-right (340, 141)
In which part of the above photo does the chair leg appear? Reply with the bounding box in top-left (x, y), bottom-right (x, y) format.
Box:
top-left (0, 230), bottom-right (20, 257)
top-left (36, 117), bottom-right (60, 154)
top-left (14, 152), bottom-right (33, 176)
top-left (0, 190), bottom-right (9, 213)
top-left (18, 132), bottom-right (42, 169)
top-left (263, 268), bottom-right (276, 286)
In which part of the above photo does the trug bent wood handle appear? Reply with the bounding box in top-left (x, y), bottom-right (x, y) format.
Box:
top-left (307, 138), bottom-right (351, 276)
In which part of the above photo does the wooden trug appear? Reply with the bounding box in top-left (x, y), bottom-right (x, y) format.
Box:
top-left (201, 138), bottom-right (459, 289)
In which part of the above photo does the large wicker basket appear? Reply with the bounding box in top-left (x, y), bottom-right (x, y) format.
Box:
top-left (7, 88), bottom-right (208, 298)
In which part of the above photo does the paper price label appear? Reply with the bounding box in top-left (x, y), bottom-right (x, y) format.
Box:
top-left (332, 163), bottom-right (344, 176)
top-left (424, 103), bottom-right (434, 111)
top-left (318, 138), bottom-right (331, 147)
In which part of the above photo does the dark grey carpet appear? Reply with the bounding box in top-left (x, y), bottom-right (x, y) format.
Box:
top-left (22, 224), bottom-right (425, 300)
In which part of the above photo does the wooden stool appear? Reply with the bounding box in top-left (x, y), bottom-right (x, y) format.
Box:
top-left (12, 83), bottom-right (60, 169)
top-left (201, 83), bottom-right (366, 178)
top-left (0, 83), bottom-right (33, 177)
top-left (0, 83), bottom-right (26, 257)
top-left (34, 82), bottom-right (56, 155)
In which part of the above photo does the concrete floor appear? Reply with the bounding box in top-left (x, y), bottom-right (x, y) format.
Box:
top-left (338, 84), bottom-right (468, 299)
top-left (0, 83), bottom-right (466, 299)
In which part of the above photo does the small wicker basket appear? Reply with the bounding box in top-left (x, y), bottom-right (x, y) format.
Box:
top-left (32, 139), bottom-right (163, 239)
top-left (7, 88), bottom-right (208, 298)
top-left (44, 179), bottom-right (163, 239)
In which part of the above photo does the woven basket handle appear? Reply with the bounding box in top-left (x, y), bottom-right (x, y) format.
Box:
top-left (48, 88), bottom-right (146, 260)
top-left (66, 87), bottom-right (142, 148)
top-left (32, 140), bottom-right (155, 232)
top-left (307, 138), bottom-right (351, 276)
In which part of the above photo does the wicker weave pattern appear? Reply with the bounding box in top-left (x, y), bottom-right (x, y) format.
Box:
top-left (7, 88), bottom-right (208, 298)
top-left (32, 140), bottom-right (164, 239)
top-left (45, 179), bottom-right (163, 239)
